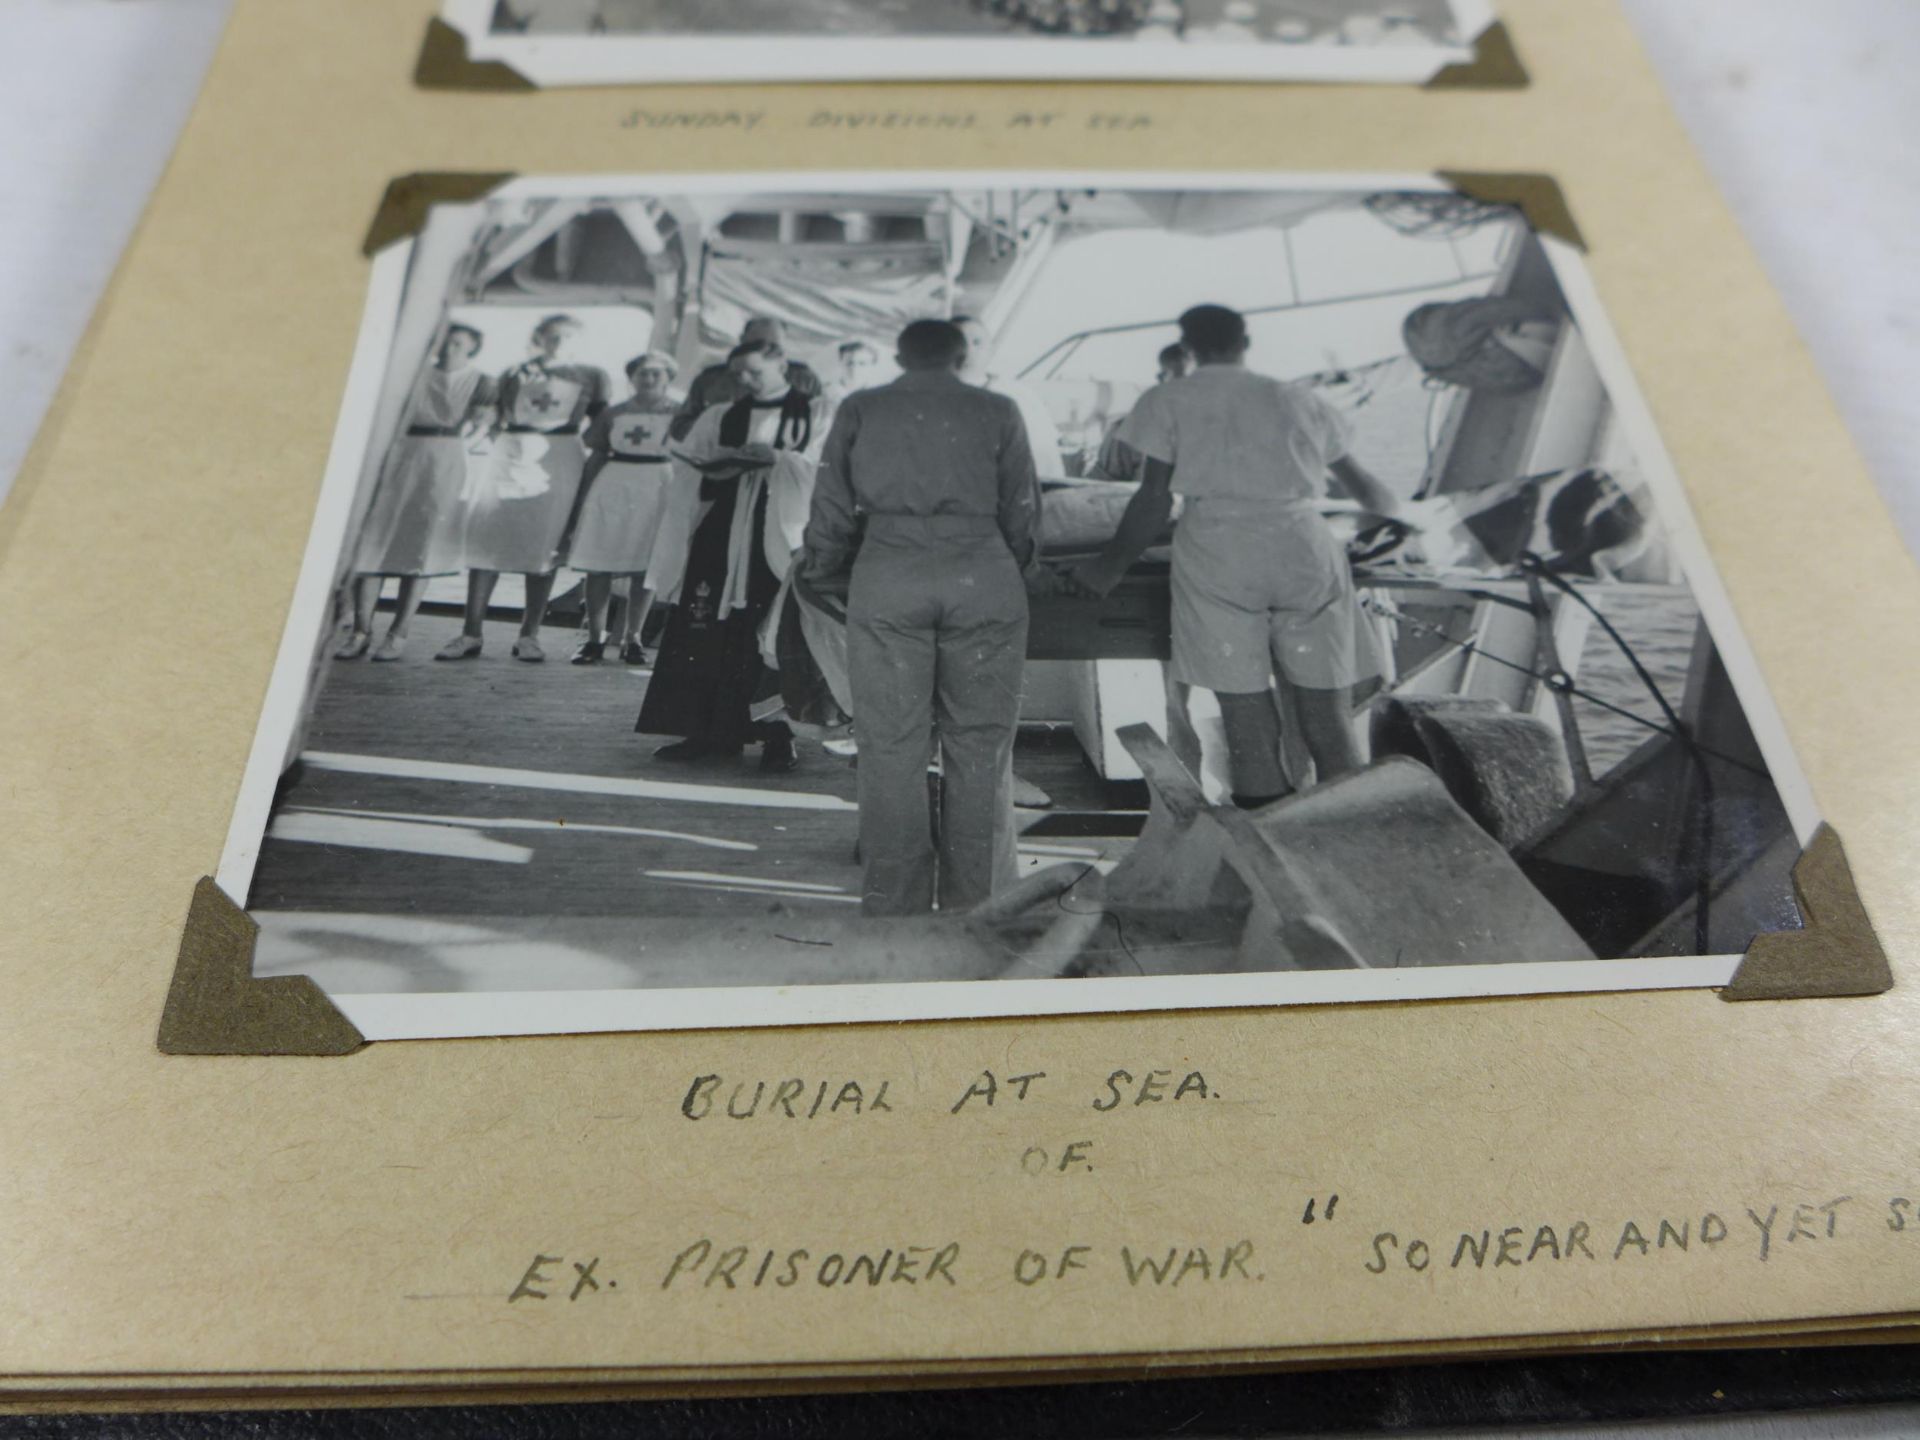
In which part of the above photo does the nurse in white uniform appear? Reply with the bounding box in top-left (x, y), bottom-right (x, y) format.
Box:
top-left (338, 324), bottom-right (494, 661)
top-left (436, 314), bottom-right (609, 663)
top-left (566, 351), bottom-right (681, 664)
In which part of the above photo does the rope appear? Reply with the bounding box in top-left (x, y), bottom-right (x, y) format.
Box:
top-left (1523, 556), bottom-right (1722, 954)
top-left (1364, 561), bottom-right (1740, 955)
top-left (1360, 584), bottom-right (1770, 782)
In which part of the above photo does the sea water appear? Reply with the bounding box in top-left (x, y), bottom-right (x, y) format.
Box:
top-left (1571, 583), bottom-right (1700, 777)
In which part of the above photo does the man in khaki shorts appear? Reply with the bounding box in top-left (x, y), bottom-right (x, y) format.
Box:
top-left (1065, 304), bottom-right (1398, 808)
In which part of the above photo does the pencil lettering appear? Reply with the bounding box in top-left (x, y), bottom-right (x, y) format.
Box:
top-left (509, 1254), bottom-right (560, 1303)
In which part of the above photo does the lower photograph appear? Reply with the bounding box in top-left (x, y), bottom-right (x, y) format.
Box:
top-left (219, 170), bottom-right (1817, 1038)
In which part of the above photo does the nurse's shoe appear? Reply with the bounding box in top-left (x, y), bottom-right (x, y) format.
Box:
top-left (333, 630), bottom-right (370, 660)
top-left (434, 633), bottom-right (482, 661)
top-left (511, 635), bottom-right (546, 663)
top-left (370, 632), bottom-right (406, 662)
top-left (760, 731), bottom-right (799, 774)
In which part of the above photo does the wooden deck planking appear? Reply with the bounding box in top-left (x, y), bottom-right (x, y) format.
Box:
top-left (250, 611), bottom-right (1139, 920)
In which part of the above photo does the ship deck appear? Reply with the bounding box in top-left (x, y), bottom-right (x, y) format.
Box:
top-left (248, 608), bottom-right (1155, 989)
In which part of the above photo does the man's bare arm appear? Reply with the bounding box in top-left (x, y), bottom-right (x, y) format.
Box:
top-left (995, 403), bottom-right (1040, 571)
top-left (1064, 456), bottom-right (1175, 599)
top-left (1328, 455), bottom-right (1400, 517)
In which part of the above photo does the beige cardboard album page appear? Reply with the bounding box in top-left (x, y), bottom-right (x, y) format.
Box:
top-left (2, 0), bottom-right (1918, 1404)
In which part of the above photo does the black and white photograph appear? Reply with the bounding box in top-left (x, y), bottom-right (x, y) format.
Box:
top-left (221, 172), bottom-right (1816, 1039)
top-left (440, 0), bottom-right (1495, 85)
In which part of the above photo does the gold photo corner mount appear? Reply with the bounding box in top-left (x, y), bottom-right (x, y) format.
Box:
top-left (363, 171), bottom-right (521, 258)
top-left (1436, 169), bottom-right (1585, 250)
top-left (412, 16), bottom-right (537, 93)
top-left (158, 878), bottom-right (366, 1056)
top-left (1722, 824), bottom-right (1894, 1002)
top-left (1425, 19), bottom-right (1530, 90)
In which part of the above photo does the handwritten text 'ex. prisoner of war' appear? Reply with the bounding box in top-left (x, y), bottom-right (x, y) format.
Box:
top-left (618, 108), bottom-right (1152, 134)
top-left (505, 1234), bottom-right (1272, 1308)
top-left (496, 1189), bottom-right (1920, 1309)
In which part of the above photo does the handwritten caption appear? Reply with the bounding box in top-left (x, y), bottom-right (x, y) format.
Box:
top-left (507, 1063), bottom-right (1268, 1304)
top-left (491, 1066), bottom-right (1920, 1307)
top-left (617, 107), bottom-right (1152, 134)
top-left (679, 1064), bottom-right (1218, 1178)
top-left (1366, 1196), bottom-right (1869, 1279)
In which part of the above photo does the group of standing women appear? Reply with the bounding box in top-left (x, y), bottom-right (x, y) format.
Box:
top-left (339, 312), bottom-right (828, 775)
top-left (340, 312), bottom-right (676, 665)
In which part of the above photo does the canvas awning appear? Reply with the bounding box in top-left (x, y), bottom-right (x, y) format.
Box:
top-left (464, 195), bottom-right (672, 296)
top-left (697, 248), bottom-right (952, 356)
top-left (1054, 188), bottom-right (1361, 238)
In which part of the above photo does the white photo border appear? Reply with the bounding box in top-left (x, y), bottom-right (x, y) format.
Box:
top-left (440, 0), bottom-right (1497, 87)
top-left (217, 169), bottom-right (1820, 1042)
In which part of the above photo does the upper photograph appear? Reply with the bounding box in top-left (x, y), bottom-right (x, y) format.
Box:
top-left (437, 0), bottom-right (1502, 85)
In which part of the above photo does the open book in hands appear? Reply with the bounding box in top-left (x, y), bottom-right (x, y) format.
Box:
top-left (673, 442), bottom-right (779, 479)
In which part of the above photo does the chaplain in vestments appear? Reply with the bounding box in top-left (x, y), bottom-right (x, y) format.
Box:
top-left (638, 339), bottom-right (822, 772)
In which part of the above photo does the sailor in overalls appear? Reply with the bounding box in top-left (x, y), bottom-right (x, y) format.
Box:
top-left (800, 319), bottom-right (1040, 916)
